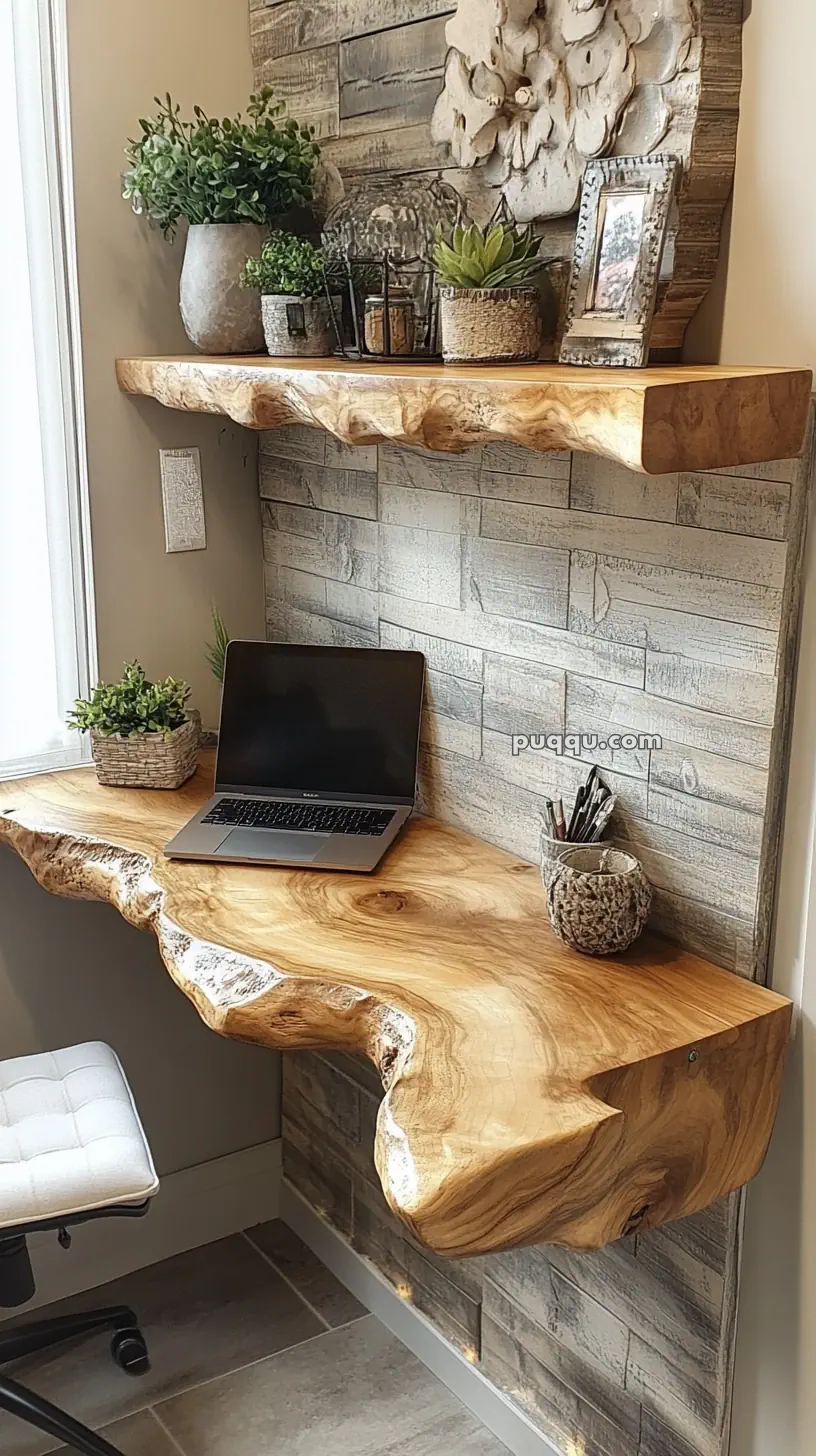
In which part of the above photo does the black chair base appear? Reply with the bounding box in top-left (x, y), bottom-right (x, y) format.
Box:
top-left (0, 1372), bottom-right (125, 1456)
top-left (0, 1207), bottom-right (152, 1455)
top-left (0, 1300), bottom-right (150, 1455)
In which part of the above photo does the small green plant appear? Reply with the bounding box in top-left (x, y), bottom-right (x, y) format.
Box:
top-left (122, 89), bottom-right (319, 240)
top-left (68, 663), bottom-right (191, 739)
top-left (240, 232), bottom-right (343, 297)
top-left (433, 221), bottom-right (543, 289)
top-left (205, 605), bottom-right (231, 684)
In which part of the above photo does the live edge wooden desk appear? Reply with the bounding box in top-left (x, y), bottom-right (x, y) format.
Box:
top-left (0, 755), bottom-right (791, 1260)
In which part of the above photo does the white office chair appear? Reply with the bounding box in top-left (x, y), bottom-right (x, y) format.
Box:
top-left (0, 1043), bottom-right (159, 1455)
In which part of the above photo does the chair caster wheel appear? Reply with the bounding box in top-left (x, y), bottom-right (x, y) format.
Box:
top-left (111, 1327), bottom-right (150, 1377)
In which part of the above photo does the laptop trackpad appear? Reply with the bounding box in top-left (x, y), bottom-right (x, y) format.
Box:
top-left (219, 829), bottom-right (329, 862)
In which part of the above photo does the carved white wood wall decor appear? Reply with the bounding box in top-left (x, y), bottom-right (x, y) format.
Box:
top-left (431, 0), bottom-right (700, 222)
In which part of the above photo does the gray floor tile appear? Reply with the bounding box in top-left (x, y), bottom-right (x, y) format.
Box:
top-left (0, 1236), bottom-right (322, 1455)
top-left (53, 1410), bottom-right (179, 1455)
top-left (158, 1315), bottom-right (510, 1455)
top-left (245, 1222), bottom-right (367, 1329)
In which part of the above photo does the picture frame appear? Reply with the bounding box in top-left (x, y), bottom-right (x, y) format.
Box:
top-left (559, 154), bottom-right (681, 369)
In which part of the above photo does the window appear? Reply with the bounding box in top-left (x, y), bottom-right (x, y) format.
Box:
top-left (0, 0), bottom-right (95, 780)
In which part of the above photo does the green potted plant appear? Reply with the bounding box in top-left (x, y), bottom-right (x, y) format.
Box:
top-left (432, 221), bottom-right (545, 363)
top-left (205, 604), bottom-right (231, 684)
top-left (122, 89), bottom-right (320, 354)
top-left (241, 232), bottom-right (343, 357)
top-left (68, 662), bottom-right (200, 789)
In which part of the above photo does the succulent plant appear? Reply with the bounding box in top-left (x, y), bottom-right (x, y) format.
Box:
top-left (432, 221), bottom-right (544, 290)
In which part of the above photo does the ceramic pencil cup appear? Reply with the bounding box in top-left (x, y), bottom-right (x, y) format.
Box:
top-left (546, 846), bottom-right (652, 957)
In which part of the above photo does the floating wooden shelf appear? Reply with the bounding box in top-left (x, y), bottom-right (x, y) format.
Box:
top-left (0, 757), bottom-right (791, 1258)
top-left (116, 354), bottom-right (812, 475)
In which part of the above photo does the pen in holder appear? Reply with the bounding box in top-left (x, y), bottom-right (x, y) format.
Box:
top-left (539, 765), bottom-right (616, 891)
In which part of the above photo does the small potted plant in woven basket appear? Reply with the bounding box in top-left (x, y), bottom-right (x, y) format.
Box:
top-left (68, 662), bottom-right (200, 789)
top-left (432, 221), bottom-right (545, 363)
top-left (240, 232), bottom-right (343, 357)
top-left (546, 846), bottom-right (652, 957)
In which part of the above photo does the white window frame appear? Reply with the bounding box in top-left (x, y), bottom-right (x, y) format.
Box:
top-left (2, 0), bottom-right (97, 781)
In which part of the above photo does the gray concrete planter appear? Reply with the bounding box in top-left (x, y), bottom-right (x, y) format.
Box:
top-left (261, 294), bottom-right (340, 357)
top-left (180, 223), bottom-right (265, 354)
top-left (439, 286), bottom-right (541, 363)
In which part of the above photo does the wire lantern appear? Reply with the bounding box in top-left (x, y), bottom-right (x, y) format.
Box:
top-left (324, 247), bottom-right (441, 361)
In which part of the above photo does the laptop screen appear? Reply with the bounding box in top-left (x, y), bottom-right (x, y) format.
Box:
top-left (216, 642), bottom-right (425, 802)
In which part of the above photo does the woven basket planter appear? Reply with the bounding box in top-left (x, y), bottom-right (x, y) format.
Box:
top-left (439, 286), bottom-right (541, 363)
top-left (90, 716), bottom-right (200, 790)
top-left (261, 294), bottom-right (340, 357)
top-left (546, 846), bottom-right (652, 957)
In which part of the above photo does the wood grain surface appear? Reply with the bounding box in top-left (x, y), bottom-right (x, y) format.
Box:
top-left (115, 355), bottom-right (812, 475)
top-left (0, 756), bottom-right (791, 1257)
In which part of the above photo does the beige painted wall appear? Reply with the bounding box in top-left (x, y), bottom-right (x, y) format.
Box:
top-left (69, 0), bottom-right (265, 724)
top-left (688, 4), bottom-right (816, 1454)
top-left (687, 0), bottom-right (816, 375)
top-left (0, 0), bottom-right (278, 1177)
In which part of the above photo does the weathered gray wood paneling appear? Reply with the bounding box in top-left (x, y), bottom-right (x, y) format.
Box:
top-left (259, 421), bottom-right (810, 1456)
top-left (677, 472), bottom-right (790, 538)
top-left (571, 455), bottom-right (680, 522)
top-left (567, 675), bottom-right (772, 767)
top-left (262, 500), bottom-right (379, 589)
top-left (250, 0), bottom-right (337, 64)
top-left (337, 0), bottom-right (454, 37)
top-left (260, 455), bottom-right (379, 519)
top-left (484, 1247), bottom-right (630, 1388)
top-left (321, 120), bottom-right (446, 174)
top-left (266, 599), bottom-right (379, 648)
top-left (379, 523), bottom-right (462, 606)
top-left (481, 1309), bottom-right (637, 1456)
top-left (482, 727), bottom-right (649, 817)
top-left (568, 552), bottom-right (779, 673)
top-left (480, 498), bottom-right (788, 587)
top-left (380, 593), bottom-right (646, 686)
top-left (644, 652), bottom-right (778, 725)
top-left (463, 537), bottom-right (569, 627)
top-left (380, 618), bottom-right (483, 681)
top-left (340, 17), bottom-right (449, 131)
top-left (483, 654), bottom-right (565, 740)
top-left (254, 42), bottom-right (339, 138)
top-left (568, 550), bottom-right (784, 631)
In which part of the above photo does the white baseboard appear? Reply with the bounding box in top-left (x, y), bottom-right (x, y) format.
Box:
top-left (281, 1183), bottom-right (559, 1456)
top-left (4, 1139), bottom-right (282, 1317)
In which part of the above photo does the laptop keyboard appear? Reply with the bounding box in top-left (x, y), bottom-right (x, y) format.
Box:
top-left (202, 798), bottom-right (396, 837)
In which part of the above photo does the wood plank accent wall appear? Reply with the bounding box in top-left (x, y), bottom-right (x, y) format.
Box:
top-left (284, 1048), bottom-right (740, 1456)
top-left (259, 419), bottom-right (813, 1456)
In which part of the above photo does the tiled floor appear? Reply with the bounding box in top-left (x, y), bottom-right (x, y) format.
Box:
top-left (0, 1222), bottom-right (509, 1455)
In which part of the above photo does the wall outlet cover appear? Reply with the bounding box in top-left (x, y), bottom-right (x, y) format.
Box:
top-left (160, 447), bottom-right (206, 553)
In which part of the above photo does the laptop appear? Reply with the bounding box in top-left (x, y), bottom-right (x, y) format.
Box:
top-left (165, 641), bottom-right (425, 872)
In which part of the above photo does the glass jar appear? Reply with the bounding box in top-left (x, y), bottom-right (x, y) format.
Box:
top-left (364, 288), bottom-right (416, 356)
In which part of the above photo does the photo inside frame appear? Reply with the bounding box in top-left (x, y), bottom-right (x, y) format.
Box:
top-left (588, 188), bottom-right (649, 316)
